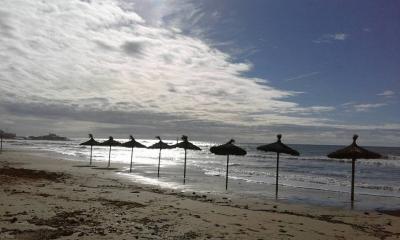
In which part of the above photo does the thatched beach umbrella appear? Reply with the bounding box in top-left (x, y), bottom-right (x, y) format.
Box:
top-left (121, 135), bottom-right (147, 173)
top-left (100, 136), bottom-right (122, 168)
top-left (257, 134), bottom-right (300, 199)
top-left (210, 139), bottom-right (247, 190)
top-left (327, 135), bottom-right (381, 207)
top-left (79, 134), bottom-right (100, 166)
top-left (148, 136), bottom-right (172, 178)
top-left (171, 135), bottom-right (201, 184)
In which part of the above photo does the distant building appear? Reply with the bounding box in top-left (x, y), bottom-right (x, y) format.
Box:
top-left (0, 130), bottom-right (16, 139)
top-left (28, 133), bottom-right (70, 141)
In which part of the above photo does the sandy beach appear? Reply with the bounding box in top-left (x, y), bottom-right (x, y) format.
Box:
top-left (0, 149), bottom-right (399, 240)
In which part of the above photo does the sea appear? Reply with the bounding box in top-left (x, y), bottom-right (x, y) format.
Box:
top-left (4, 138), bottom-right (400, 210)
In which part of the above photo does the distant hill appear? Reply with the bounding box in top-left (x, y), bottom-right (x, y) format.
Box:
top-left (0, 130), bottom-right (16, 139)
top-left (28, 133), bottom-right (70, 141)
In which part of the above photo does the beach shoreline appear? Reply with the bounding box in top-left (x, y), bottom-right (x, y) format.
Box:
top-left (1, 149), bottom-right (400, 239)
top-left (5, 139), bottom-right (400, 211)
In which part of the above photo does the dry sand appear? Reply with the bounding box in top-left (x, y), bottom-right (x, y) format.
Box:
top-left (0, 149), bottom-right (399, 239)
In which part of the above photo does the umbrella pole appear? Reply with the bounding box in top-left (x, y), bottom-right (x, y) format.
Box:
top-left (275, 152), bottom-right (280, 199)
top-left (90, 145), bottom-right (93, 166)
top-left (130, 147), bottom-right (134, 173)
top-left (183, 148), bottom-right (187, 184)
top-left (0, 135), bottom-right (2, 154)
top-left (157, 148), bottom-right (161, 178)
top-left (225, 155), bottom-right (230, 190)
top-left (351, 158), bottom-right (356, 208)
top-left (107, 146), bottom-right (111, 168)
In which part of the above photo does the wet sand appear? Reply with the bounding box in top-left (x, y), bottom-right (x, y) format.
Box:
top-left (1, 149), bottom-right (399, 239)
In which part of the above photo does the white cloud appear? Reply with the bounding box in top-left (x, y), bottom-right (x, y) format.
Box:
top-left (313, 33), bottom-right (349, 43)
top-left (0, 0), bottom-right (336, 132)
top-left (342, 101), bottom-right (389, 112)
top-left (332, 33), bottom-right (348, 40)
top-left (341, 101), bottom-right (356, 107)
top-left (283, 71), bottom-right (320, 82)
top-left (352, 103), bottom-right (387, 112)
top-left (377, 90), bottom-right (395, 97)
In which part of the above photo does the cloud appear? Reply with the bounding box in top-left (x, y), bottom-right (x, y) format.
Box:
top-left (2, 99), bottom-right (399, 145)
top-left (0, 0), bottom-right (336, 132)
top-left (342, 101), bottom-right (389, 112)
top-left (341, 101), bottom-right (356, 107)
top-left (313, 33), bottom-right (349, 44)
top-left (332, 33), bottom-right (348, 40)
top-left (283, 71), bottom-right (320, 82)
top-left (121, 40), bottom-right (147, 56)
top-left (0, 1), bottom-right (398, 146)
top-left (377, 90), bottom-right (395, 97)
top-left (0, 11), bottom-right (14, 38)
top-left (352, 103), bottom-right (387, 112)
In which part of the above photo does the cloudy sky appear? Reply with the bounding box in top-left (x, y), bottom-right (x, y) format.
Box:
top-left (0, 0), bottom-right (399, 146)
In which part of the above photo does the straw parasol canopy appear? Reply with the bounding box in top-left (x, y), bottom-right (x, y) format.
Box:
top-left (257, 134), bottom-right (299, 199)
top-left (327, 135), bottom-right (381, 159)
top-left (171, 135), bottom-right (201, 184)
top-left (210, 139), bottom-right (247, 190)
top-left (147, 136), bottom-right (172, 177)
top-left (327, 135), bottom-right (381, 207)
top-left (121, 135), bottom-right (147, 173)
top-left (80, 134), bottom-right (100, 166)
top-left (100, 136), bottom-right (122, 168)
top-left (148, 136), bottom-right (171, 149)
top-left (257, 134), bottom-right (299, 155)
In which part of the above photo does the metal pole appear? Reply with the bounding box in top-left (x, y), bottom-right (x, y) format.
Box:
top-left (183, 148), bottom-right (187, 184)
top-left (107, 145), bottom-right (111, 168)
top-left (130, 147), bottom-right (134, 173)
top-left (275, 152), bottom-right (280, 199)
top-left (0, 135), bottom-right (2, 154)
top-left (157, 148), bottom-right (161, 178)
top-left (225, 155), bottom-right (230, 190)
top-left (351, 158), bottom-right (356, 208)
top-left (90, 145), bottom-right (93, 165)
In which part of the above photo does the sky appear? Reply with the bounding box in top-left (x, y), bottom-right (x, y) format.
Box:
top-left (0, 0), bottom-right (399, 146)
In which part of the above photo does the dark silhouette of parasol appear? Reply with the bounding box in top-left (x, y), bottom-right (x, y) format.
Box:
top-left (0, 133), bottom-right (3, 154)
top-left (171, 135), bottom-right (201, 184)
top-left (121, 135), bottom-right (147, 173)
top-left (210, 139), bottom-right (246, 190)
top-left (100, 136), bottom-right (122, 168)
top-left (327, 135), bottom-right (381, 207)
top-left (147, 136), bottom-right (172, 177)
top-left (80, 134), bottom-right (100, 166)
top-left (257, 134), bottom-right (300, 199)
